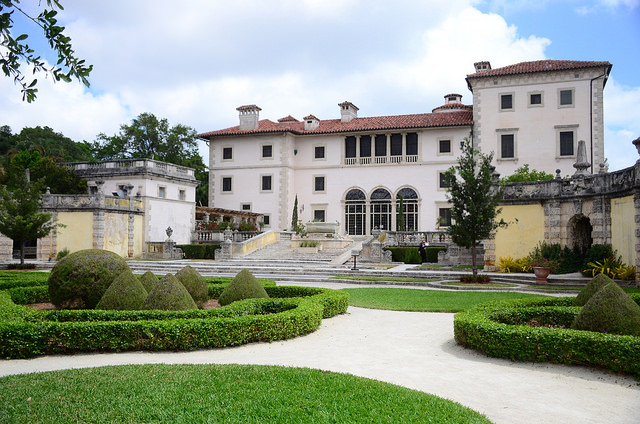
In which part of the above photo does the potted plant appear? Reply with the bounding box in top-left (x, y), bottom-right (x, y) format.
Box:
top-left (529, 257), bottom-right (557, 283)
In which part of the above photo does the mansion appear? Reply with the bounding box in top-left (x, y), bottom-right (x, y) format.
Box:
top-left (199, 60), bottom-right (612, 235)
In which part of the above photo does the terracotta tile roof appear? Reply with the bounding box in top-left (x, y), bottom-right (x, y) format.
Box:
top-left (303, 114), bottom-right (319, 121)
top-left (199, 110), bottom-right (473, 138)
top-left (236, 104), bottom-right (261, 112)
top-left (432, 103), bottom-right (472, 113)
top-left (277, 115), bottom-right (299, 122)
top-left (467, 59), bottom-right (612, 80)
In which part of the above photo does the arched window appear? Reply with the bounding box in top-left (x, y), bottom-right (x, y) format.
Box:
top-left (345, 189), bottom-right (366, 235)
top-left (396, 187), bottom-right (419, 231)
top-left (370, 188), bottom-right (391, 231)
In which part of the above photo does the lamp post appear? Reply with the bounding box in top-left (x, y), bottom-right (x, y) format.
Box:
top-left (351, 250), bottom-right (359, 271)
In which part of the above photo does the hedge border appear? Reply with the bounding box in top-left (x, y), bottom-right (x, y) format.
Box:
top-left (0, 285), bottom-right (349, 359)
top-left (453, 295), bottom-right (640, 378)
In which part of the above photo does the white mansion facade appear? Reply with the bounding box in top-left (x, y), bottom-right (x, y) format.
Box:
top-left (199, 60), bottom-right (612, 235)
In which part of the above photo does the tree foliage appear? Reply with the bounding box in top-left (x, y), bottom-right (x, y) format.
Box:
top-left (91, 113), bottom-right (209, 205)
top-left (0, 170), bottom-right (55, 264)
top-left (5, 149), bottom-right (87, 194)
top-left (291, 195), bottom-right (299, 232)
top-left (0, 0), bottom-right (92, 102)
top-left (444, 139), bottom-right (506, 276)
top-left (500, 164), bottom-right (554, 183)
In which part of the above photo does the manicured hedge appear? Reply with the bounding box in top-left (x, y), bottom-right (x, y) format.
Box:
top-left (177, 244), bottom-right (221, 259)
top-left (0, 285), bottom-right (348, 359)
top-left (454, 296), bottom-right (640, 378)
top-left (384, 246), bottom-right (446, 263)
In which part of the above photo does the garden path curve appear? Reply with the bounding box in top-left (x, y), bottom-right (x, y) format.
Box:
top-left (1, 306), bottom-right (638, 424)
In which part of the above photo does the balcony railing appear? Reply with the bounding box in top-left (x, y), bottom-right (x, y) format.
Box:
top-left (343, 155), bottom-right (420, 166)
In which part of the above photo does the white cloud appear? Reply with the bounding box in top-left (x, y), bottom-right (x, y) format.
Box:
top-left (603, 79), bottom-right (640, 170)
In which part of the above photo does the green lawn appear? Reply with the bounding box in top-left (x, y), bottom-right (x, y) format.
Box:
top-left (440, 282), bottom-right (518, 288)
top-left (0, 364), bottom-right (491, 424)
top-left (331, 276), bottom-right (438, 283)
top-left (342, 287), bottom-right (549, 312)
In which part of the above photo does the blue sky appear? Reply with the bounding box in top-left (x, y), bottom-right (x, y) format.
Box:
top-left (2, 0), bottom-right (639, 170)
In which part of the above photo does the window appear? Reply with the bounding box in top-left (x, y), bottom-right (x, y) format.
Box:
top-left (439, 139), bottom-right (451, 154)
top-left (370, 188), bottom-right (391, 231)
top-left (396, 188), bottom-right (419, 231)
top-left (261, 175), bottom-right (272, 192)
top-left (314, 176), bottom-right (325, 193)
top-left (439, 172), bottom-right (451, 189)
top-left (500, 93), bottom-right (513, 111)
top-left (345, 189), bottom-right (366, 236)
top-left (158, 186), bottom-right (166, 198)
top-left (313, 209), bottom-right (326, 222)
top-left (222, 177), bottom-right (232, 193)
top-left (360, 135), bottom-right (372, 157)
top-left (345, 136), bottom-right (357, 158)
top-left (262, 144), bottom-right (273, 158)
top-left (241, 203), bottom-right (251, 211)
top-left (390, 133), bottom-right (402, 156)
top-left (314, 145), bottom-right (325, 159)
top-left (179, 189), bottom-right (186, 201)
top-left (262, 215), bottom-right (270, 226)
top-left (529, 93), bottom-right (542, 106)
top-left (500, 134), bottom-right (515, 159)
top-left (406, 133), bottom-right (418, 156)
top-left (222, 147), bottom-right (233, 160)
top-left (559, 131), bottom-right (575, 156)
top-left (375, 134), bottom-right (387, 156)
top-left (559, 89), bottom-right (573, 106)
top-left (438, 208), bottom-right (452, 227)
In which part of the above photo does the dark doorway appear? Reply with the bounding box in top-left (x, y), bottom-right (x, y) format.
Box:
top-left (569, 215), bottom-right (593, 253)
top-left (12, 239), bottom-right (37, 260)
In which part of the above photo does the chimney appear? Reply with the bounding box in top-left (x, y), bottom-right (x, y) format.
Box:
top-left (237, 105), bottom-right (262, 131)
top-left (303, 114), bottom-right (320, 131)
top-left (444, 93), bottom-right (462, 104)
top-left (473, 61), bottom-right (491, 73)
top-left (339, 101), bottom-right (359, 123)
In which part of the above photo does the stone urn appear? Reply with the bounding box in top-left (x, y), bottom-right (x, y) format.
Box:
top-left (533, 267), bottom-right (551, 283)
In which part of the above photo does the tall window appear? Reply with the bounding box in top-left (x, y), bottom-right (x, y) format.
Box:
top-left (345, 189), bottom-right (366, 235)
top-left (314, 176), bottom-right (325, 192)
top-left (559, 89), bottom-right (573, 106)
top-left (500, 134), bottom-right (515, 159)
top-left (396, 188), bottom-right (418, 231)
top-left (438, 207), bottom-right (452, 227)
top-left (360, 135), bottom-right (372, 157)
top-left (559, 131), bottom-right (574, 156)
top-left (406, 133), bottom-right (418, 156)
top-left (313, 209), bottom-right (326, 222)
top-left (390, 133), bottom-right (402, 156)
top-left (439, 172), bottom-right (451, 189)
top-left (222, 177), bottom-right (232, 192)
top-left (370, 188), bottom-right (391, 231)
top-left (345, 136), bottom-right (357, 158)
top-left (261, 175), bottom-right (272, 191)
top-left (375, 134), bottom-right (387, 157)
top-left (314, 146), bottom-right (325, 159)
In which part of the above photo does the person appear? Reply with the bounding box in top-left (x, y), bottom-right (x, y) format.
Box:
top-left (418, 241), bottom-right (427, 263)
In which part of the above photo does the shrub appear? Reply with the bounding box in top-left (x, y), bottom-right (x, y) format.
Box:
top-left (582, 244), bottom-right (617, 275)
top-left (177, 244), bottom-right (220, 260)
top-left (497, 256), bottom-right (531, 273)
top-left (6, 263), bottom-right (36, 270)
top-left (571, 283), bottom-right (640, 337)
top-left (460, 274), bottom-right (490, 284)
top-left (454, 296), bottom-right (640, 378)
top-left (96, 270), bottom-right (148, 311)
top-left (299, 240), bottom-right (319, 248)
top-left (583, 256), bottom-right (624, 279)
top-left (141, 274), bottom-right (197, 311)
top-left (573, 273), bottom-right (614, 306)
top-left (175, 266), bottom-right (208, 308)
top-left (384, 247), bottom-right (445, 264)
top-left (218, 269), bottom-right (269, 306)
top-left (48, 249), bottom-right (131, 310)
top-left (56, 248), bottom-right (70, 260)
top-left (139, 271), bottom-right (160, 293)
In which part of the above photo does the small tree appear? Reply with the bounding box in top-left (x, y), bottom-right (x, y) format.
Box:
top-left (444, 139), bottom-right (505, 277)
top-left (291, 195), bottom-right (298, 231)
top-left (0, 171), bottom-right (56, 265)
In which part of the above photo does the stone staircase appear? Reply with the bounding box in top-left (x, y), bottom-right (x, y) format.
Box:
top-left (241, 238), bottom-right (364, 264)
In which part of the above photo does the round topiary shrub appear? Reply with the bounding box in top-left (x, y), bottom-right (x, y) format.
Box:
top-left (572, 282), bottom-right (640, 336)
top-left (48, 249), bottom-right (131, 309)
top-left (139, 271), bottom-right (160, 293)
top-left (96, 270), bottom-right (148, 310)
top-left (175, 265), bottom-right (208, 308)
top-left (218, 269), bottom-right (269, 306)
top-left (574, 273), bottom-right (614, 306)
top-left (141, 274), bottom-right (197, 311)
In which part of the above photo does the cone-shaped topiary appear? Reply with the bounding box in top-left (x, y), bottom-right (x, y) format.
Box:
top-left (48, 249), bottom-right (131, 309)
top-left (218, 268), bottom-right (269, 306)
top-left (175, 265), bottom-right (208, 308)
top-left (141, 274), bottom-right (197, 311)
top-left (96, 270), bottom-right (148, 310)
top-left (574, 273), bottom-right (614, 306)
top-left (572, 282), bottom-right (640, 336)
top-left (139, 271), bottom-right (160, 293)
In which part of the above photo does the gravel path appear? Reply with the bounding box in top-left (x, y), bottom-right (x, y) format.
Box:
top-left (1, 306), bottom-right (638, 424)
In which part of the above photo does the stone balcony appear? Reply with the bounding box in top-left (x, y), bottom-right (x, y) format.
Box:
top-left (67, 158), bottom-right (196, 183)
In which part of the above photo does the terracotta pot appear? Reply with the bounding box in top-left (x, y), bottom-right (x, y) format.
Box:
top-left (533, 266), bottom-right (551, 283)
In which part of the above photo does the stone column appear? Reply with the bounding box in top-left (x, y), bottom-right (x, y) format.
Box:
top-left (93, 210), bottom-right (105, 250)
top-left (544, 200), bottom-right (562, 245)
top-left (128, 214), bottom-right (135, 258)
